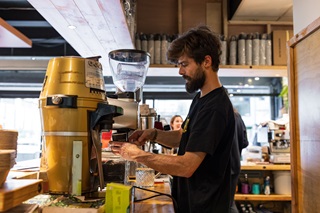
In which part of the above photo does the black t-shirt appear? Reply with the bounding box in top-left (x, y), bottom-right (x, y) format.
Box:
top-left (172, 86), bottom-right (235, 213)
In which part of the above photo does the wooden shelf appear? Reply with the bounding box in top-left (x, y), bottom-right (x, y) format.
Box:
top-left (241, 164), bottom-right (291, 171)
top-left (147, 65), bottom-right (287, 77)
top-left (225, 19), bottom-right (293, 37)
top-left (235, 193), bottom-right (291, 201)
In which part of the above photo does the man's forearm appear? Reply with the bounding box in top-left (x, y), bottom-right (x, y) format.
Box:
top-left (153, 129), bottom-right (182, 148)
top-left (134, 151), bottom-right (190, 177)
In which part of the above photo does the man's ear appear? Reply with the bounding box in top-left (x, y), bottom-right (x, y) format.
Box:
top-left (203, 55), bottom-right (212, 68)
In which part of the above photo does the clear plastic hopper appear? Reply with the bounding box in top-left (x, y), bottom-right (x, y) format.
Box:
top-left (108, 49), bottom-right (151, 92)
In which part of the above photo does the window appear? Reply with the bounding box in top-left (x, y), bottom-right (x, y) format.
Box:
top-left (146, 92), bottom-right (276, 145)
top-left (0, 98), bottom-right (41, 162)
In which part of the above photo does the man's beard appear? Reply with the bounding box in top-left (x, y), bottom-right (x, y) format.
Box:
top-left (183, 66), bottom-right (206, 93)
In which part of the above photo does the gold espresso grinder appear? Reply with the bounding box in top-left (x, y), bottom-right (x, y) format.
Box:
top-left (39, 56), bottom-right (123, 195)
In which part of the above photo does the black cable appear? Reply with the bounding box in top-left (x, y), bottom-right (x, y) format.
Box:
top-left (133, 186), bottom-right (179, 213)
top-left (134, 194), bottom-right (163, 202)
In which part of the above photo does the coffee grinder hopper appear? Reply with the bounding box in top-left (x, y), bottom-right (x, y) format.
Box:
top-left (108, 49), bottom-right (150, 93)
top-left (107, 49), bottom-right (150, 131)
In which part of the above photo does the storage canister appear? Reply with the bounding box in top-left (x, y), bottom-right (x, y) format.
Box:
top-left (273, 171), bottom-right (291, 194)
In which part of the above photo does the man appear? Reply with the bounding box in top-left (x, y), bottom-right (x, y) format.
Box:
top-left (111, 25), bottom-right (235, 213)
top-left (230, 108), bottom-right (249, 212)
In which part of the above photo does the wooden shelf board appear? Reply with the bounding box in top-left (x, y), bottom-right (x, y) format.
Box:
top-left (148, 65), bottom-right (287, 77)
top-left (228, 20), bottom-right (293, 25)
top-left (241, 164), bottom-right (291, 171)
top-left (235, 193), bottom-right (291, 201)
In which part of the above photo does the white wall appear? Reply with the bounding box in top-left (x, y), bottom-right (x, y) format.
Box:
top-left (293, 0), bottom-right (320, 34)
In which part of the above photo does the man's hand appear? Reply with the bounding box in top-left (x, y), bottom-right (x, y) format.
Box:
top-left (128, 129), bottom-right (156, 145)
top-left (110, 141), bottom-right (144, 161)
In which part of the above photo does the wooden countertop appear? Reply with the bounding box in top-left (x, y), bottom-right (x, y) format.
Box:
top-left (133, 182), bottom-right (175, 213)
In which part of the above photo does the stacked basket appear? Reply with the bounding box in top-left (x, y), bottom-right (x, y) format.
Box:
top-left (0, 129), bottom-right (18, 187)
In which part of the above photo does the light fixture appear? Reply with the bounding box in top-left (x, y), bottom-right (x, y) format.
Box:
top-left (68, 25), bottom-right (76, 30)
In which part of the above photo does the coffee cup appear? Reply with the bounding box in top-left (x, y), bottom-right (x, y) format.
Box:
top-left (252, 183), bottom-right (261, 194)
top-left (241, 183), bottom-right (251, 194)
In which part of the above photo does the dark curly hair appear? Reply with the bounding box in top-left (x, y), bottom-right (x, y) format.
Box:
top-left (167, 25), bottom-right (221, 72)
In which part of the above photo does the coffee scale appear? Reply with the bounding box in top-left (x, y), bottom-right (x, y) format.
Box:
top-left (39, 49), bottom-right (151, 196)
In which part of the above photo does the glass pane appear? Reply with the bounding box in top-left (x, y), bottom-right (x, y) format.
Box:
top-left (145, 99), bottom-right (192, 126)
top-left (0, 98), bottom-right (41, 162)
top-left (148, 95), bottom-right (272, 146)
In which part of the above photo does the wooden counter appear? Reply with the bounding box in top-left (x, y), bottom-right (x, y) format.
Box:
top-left (133, 182), bottom-right (175, 213)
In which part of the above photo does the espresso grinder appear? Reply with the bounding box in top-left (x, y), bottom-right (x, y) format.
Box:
top-left (106, 49), bottom-right (151, 184)
top-left (39, 56), bottom-right (123, 195)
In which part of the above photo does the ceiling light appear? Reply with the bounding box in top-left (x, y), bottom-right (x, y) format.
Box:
top-left (255, 77), bottom-right (260, 81)
top-left (68, 25), bottom-right (76, 30)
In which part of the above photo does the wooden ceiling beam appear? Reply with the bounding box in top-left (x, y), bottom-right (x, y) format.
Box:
top-left (0, 18), bottom-right (32, 48)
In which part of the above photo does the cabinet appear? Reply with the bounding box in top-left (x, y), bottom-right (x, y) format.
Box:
top-left (287, 16), bottom-right (320, 213)
top-left (235, 164), bottom-right (291, 212)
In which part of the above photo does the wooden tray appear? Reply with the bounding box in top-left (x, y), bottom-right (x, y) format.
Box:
top-left (0, 179), bottom-right (42, 212)
top-left (0, 129), bottom-right (18, 150)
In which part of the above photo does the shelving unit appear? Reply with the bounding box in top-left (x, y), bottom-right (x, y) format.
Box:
top-left (235, 164), bottom-right (291, 202)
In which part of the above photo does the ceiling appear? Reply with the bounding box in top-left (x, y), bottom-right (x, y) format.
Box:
top-left (0, 0), bottom-right (78, 56)
top-left (0, 0), bottom-right (293, 60)
top-left (0, 0), bottom-right (288, 96)
top-left (230, 0), bottom-right (293, 21)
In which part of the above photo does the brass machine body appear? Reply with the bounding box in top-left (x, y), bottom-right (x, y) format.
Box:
top-left (39, 56), bottom-right (122, 194)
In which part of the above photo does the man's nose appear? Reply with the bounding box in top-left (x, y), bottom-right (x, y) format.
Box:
top-left (178, 66), bottom-right (185, 75)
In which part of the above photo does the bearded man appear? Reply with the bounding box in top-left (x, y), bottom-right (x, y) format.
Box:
top-left (111, 25), bottom-right (235, 213)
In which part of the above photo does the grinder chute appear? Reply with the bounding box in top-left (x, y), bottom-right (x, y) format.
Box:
top-left (39, 56), bottom-right (123, 195)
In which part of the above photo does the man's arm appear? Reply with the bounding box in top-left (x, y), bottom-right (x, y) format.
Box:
top-left (111, 142), bottom-right (205, 177)
top-left (135, 150), bottom-right (206, 177)
top-left (129, 128), bottom-right (182, 148)
top-left (154, 129), bottom-right (182, 148)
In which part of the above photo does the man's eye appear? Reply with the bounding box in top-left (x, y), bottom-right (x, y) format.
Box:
top-left (178, 63), bottom-right (188, 67)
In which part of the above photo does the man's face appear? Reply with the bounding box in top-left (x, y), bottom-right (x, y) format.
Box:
top-left (177, 56), bottom-right (206, 93)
